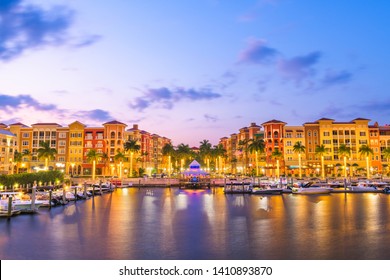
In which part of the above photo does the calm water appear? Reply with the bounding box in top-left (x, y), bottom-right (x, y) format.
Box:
top-left (1, 188), bottom-right (390, 260)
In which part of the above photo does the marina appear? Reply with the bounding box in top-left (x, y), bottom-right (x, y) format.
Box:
top-left (1, 186), bottom-right (390, 260)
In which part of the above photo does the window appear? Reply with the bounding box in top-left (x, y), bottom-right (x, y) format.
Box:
top-left (22, 140), bottom-right (29, 146)
top-left (110, 131), bottom-right (115, 138)
top-left (360, 131), bottom-right (366, 136)
top-left (22, 132), bottom-right (30, 138)
top-left (59, 132), bottom-right (67, 138)
top-left (286, 132), bottom-right (292, 138)
top-left (313, 131), bottom-right (317, 137)
top-left (308, 131), bottom-right (311, 137)
top-left (323, 140), bottom-right (331, 144)
top-left (297, 133), bottom-right (303, 138)
top-left (332, 130), bottom-right (337, 136)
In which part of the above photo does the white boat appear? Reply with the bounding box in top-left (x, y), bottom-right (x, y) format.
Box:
top-left (349, 182), bottom-right (378, 192)
top-left (291, 187), bottom-right (332, 194)
top-left (291, 182), bottom-right (332, 194)
top-left (224, 178), bottom-right (253, 193)
top-left (0, 192), bottom-right (45, 212)
top-left (251, 187), bottom-right (283, 195)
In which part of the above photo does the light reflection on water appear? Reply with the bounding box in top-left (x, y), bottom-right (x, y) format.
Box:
top-left (1, 188), bottom-right (390, 260)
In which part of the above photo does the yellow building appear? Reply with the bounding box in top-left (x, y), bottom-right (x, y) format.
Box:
top-left (68, 121), bottom-right (85, 176)
top-left (304, 118), bottom-right (371, 177)
top-left (284, 126), bottom-right (307, 176)
top-left (0, 128), bottom-right (17, 174)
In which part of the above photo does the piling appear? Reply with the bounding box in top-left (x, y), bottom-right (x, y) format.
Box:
top-left (7, 196), bottom-right (12, 218)
top-left (30, 186), bottom-right (36, 211)
top-left (62, 187), bottom-right (66, 204)
top-left (343, 178), bottom-right (347, 191)
top-left (49, 190), bottom-right (52, 209)
top-left (92, 184), bottom-right (95, 197)
top-left (74, 187), bottom-right (78, 201)
top-left (83, 182), bottom-right (87, 198)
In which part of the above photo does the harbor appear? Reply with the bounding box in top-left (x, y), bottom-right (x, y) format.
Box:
top-left (2, 186), bottom-right (390, 260)
top-left (2, 176), bottom-right (390, 219)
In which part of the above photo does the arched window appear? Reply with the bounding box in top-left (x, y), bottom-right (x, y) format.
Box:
top-left (274, 131), bottom-right (279, 138)
top-left (118, 132), bottom-right (122, 138)
top-left (110, 131), bottom-right (115, 138)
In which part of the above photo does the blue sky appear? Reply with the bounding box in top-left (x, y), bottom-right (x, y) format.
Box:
top-left (1, 0), bottom-right (389, 146)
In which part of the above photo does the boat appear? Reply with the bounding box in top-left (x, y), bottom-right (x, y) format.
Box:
top-left (291, 182), bottom-right (332, 194)
top-left (251, 187), bottom-right (283, 195)
top-left (224, 178), bottom-right (253, 194)
top-left (348, 182), bottom-right (378, 192)
top-left (383, 187), bottom-right (390, 194)
top-left (180, 176), bottom-right (211, 189)
top-left (0, 192), bottom-right (45, 212)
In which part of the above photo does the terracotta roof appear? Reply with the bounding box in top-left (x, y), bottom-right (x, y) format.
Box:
top-left (261, 119), bottom-right (287, 125)
top-left (9, 122), bottom-right (29, 127)
top-left (31, 123), bottom-right (62, 126)
top-left (103, 120), bottom-right (127, 126)
top-left (316, 118), bottom-right (335, 122)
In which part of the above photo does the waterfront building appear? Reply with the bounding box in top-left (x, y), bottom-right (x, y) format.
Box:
top-left (83, 126), bottom-right (106, 176)
top-left (219, 123), bottom-right (261, 175)
top-left (379, 123), bottom-right (390, 174)
top-left (284, 125), bottom-right (307, 176)
top-left (262, 119), bottom-right (286, 177)
top-left (0, 129), bottom-right (16, 174)
top-left (68, 121), bottom-right (85, 176)
top-left (2, 120), bottom-right (170, 177)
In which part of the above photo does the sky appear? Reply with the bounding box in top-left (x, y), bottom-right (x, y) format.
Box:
top-left (1, 0), bottom-right (389, 147)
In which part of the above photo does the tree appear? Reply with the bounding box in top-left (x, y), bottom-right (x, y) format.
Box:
top-left (13, 150), bottom-right (23, 174)
top-left (382, 147), bottom-right (390, 175)
top-left (124, 139), bottom-right (141, 178)
top-left (37, 141), bottom-right (57, 170)
top-left (199, 140), bottom-right (212, 172)
top-left (293, 141), bottom-right (306, 179)
top-left (338, 144), bottom-right (351, 178)
top-left (114, 150), bottom-right (126, 178)
top-left (271, 148), bottom-right (283, 178)
top-left (101, 152), bottom-right (109, 176)
top-left (212, 144), bottom-right (226, 175)
top-left (238, 139), bottom-right (251, 174)
top-left (162, 143), bottom-right (176, 176)
top-left (358, 144), bottom-right (374, 179)
top-left (176, 143), bottom-right (191, 172)
top-left (315, 144), bottom-right (327, 179)
top-left (86, 149), bottom-right (101, 181)
top-left (248, 138), bottom-right (265, 177)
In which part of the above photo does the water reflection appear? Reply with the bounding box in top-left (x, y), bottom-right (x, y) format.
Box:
top-left (1, 189), bottom-right (390, 260)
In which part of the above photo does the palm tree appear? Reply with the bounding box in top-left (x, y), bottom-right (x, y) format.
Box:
top-left (124, 139), bottom-right (141, 177)
top-left (293, 141), bottom-right (306, 179)
top-left (199, 140), bottom-right (212, 172)
top-left (86, 149), bottom-right (101, 181)
top-left (338, 144), bottom-right (351, 178)
top-left (176, 143), bottom-right (191, 172)
top-left (37, 141), bottom-right (57, 170)
top-left (212, 144), bottom-right (226, 175)
top-left (114, 150), bottom-right (126, 178)
top-left (101, 152), bottom-right (109, 176)
top-left (358, 144), bottom-right (374, 179)
top-left (162, 143), bottom-right (175, 176)
top-left (238, 139), bottom-right (251, 174)
top-left (315, 144), bottom-right (327, 180)
top-left (22, 149), bottom-right (31, 171)
top-left (382, 147), bottom-right (390, 175)
top-left (13, 151), bottom-right (23, 174)
top-left (248, 138), bottom-right (265, 177)
top-left (271, 148), bottom-right (283, 178)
